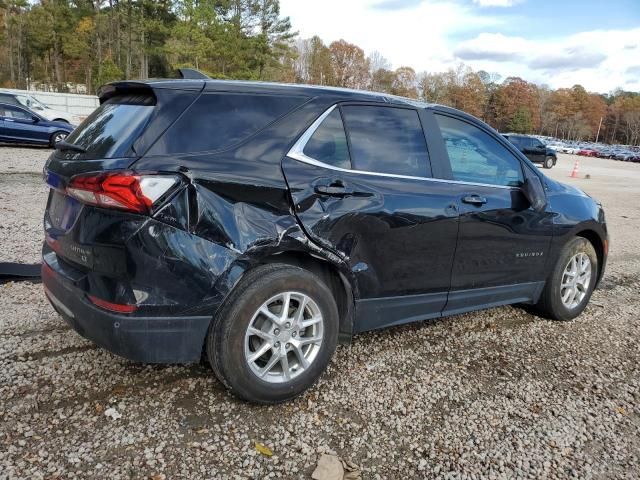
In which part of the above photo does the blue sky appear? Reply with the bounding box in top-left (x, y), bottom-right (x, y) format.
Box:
top-left (279, 0), bottom-right (640, 93)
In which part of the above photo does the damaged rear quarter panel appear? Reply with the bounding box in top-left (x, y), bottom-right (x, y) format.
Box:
top-left (132, 97), bottom-right (358, 317)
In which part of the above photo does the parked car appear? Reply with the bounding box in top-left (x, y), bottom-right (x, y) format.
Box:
top-left (578, 149), bottom-right (598, 157)
top-left (41, 80), bottom-right (608, 403)
top-left (0, 90), bottom-right (81, 125)
top-left (546, 142), bottom-right (565, 152)
top-left (614, 151), bottom-right (640, 162)
top-left (0, 102), bottom-right (74, 146)
top-left (502, 133), bottom-right (557, 168)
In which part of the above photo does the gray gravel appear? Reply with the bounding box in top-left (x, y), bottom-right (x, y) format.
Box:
top-left (1, 147), bottom-right (639, 479)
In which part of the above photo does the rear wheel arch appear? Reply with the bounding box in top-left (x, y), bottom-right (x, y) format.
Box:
top-left (259, 251), bottom-right (355, 343)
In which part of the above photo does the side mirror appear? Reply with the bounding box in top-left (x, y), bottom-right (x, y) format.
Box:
top-left (522, 174), bottom-right (547, 212)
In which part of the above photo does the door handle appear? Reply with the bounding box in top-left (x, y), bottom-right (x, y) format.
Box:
top-left (462, 194), bottom-right (487, 206)
top-left (314, 183), bottom-right (352, 197)
top-left (314, 179), bottom-right (354, 197)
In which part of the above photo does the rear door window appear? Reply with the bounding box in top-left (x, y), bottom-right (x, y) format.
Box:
top-left (341, 105), bottom-right (430, 177)
top-left (63, 93), bottom-right (155, 159)
top-left (302, 109), bottom-right (351, 169)
top-left (154, 93), bottom-right (308, 155)
top-left (3, 105), bottom-right (32, 120)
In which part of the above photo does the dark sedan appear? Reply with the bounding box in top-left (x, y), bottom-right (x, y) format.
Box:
top-left (0, 102), bottom-right (74, 147)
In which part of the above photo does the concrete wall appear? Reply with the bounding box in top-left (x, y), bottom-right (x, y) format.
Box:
top-left (0, 89), bottom-right (99, 116)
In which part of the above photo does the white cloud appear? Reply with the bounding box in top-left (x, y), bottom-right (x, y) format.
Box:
top-left (472, 0), bottom-right (522, 7)
top-left (279, 0), bottom-right (640, 93)
top-left (454, 29), bottom-right (640, 92)
top-left (281, 0), bottom-right (504, 72)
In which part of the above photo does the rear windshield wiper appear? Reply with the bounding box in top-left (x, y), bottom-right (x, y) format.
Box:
top-left (56, 140), bottom-right (86, 153)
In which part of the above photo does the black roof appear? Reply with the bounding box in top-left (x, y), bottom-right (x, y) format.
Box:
top-left (101, 78), bottom-right (495, 133)
top-left (104, 78), bottom-right (432, 108)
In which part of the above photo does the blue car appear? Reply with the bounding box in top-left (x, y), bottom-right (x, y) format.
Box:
top-left (0, 102), bottom-right (74, 147)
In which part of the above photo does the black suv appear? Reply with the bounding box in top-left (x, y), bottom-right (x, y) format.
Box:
top-left (42, 80), bottom-right (608, 403)
top-left (503, 133), bottom-right (557, 169)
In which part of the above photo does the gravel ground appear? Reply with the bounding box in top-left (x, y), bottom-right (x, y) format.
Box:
top-left (1, 147), bottom-right (639, 479)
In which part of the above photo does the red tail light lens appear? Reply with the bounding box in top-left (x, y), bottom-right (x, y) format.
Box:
top-left (67, 171), bottom-right (179, 214)
top-left (87, 294), bottom-right (138, 313)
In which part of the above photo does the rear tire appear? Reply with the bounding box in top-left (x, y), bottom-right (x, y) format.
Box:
top-left (533, 237), bottom-right (598, 321)
top-left (207, 264), bottom-right (339, 404)
top-left (49, 131), bottom-right (68, 147)
top-left (543, 156), bottom-right (554, 169)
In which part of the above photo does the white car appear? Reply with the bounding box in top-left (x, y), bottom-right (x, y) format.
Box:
top-left (547, 143), bottom-right (565, 151)
top-left (0, 90), bottom-right (82, 126)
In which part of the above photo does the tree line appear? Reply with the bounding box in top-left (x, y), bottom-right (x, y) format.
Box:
top-left (1, 0), bottom-right (638, 145)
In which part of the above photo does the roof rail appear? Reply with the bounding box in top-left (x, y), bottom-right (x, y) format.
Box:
top-left (177, 68), bottom-right (210, 80)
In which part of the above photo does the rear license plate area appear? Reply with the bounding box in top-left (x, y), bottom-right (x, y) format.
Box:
top-left (47, 189), bottom-right (82, 231)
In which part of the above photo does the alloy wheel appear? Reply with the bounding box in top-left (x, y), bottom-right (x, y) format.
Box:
top-left (560, 252), bottom-right (592, 309)
top-left (53, 132), bottom-right (67, 144)
top-left (244, 291), bottom-right (324, 384)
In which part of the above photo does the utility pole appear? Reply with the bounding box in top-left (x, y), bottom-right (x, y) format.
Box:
top-left (595, 116), bottom-right (603, 144)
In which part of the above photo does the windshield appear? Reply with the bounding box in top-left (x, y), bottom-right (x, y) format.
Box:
top-left (62, 98), bottom-right (154, 160)
top-left (17, 95), bottom-right (48, 110)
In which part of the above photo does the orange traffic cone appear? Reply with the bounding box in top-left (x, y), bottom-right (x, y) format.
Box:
top-left (569, 159), bottom-right (579, 178)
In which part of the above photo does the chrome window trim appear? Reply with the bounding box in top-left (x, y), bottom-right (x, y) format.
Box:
top-left (287, 104), bottom-right (519, 191)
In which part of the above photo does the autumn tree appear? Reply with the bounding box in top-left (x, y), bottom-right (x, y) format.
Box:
top-left (391, 66), bottom-right (417, 98)
top-left (293, 36), bottom-right (334, 85)
top-left (329, 39), bottom-right (369, 89)
top-left (418, 71), bottom-right (450, 104)
top-left (493, 77), bottom-right (540, 133)
top-left (370, 68), bottom-right (395, 94)
top-left (418, 65), bottom-right (486, 118)
top-left (0, 1), bottom-right (638, 145)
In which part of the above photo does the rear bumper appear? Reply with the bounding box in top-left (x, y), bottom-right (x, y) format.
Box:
top-left (42, 258), bottom-right (211, 364)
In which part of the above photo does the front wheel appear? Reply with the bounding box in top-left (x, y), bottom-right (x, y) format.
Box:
top-left (533, 237), bottom-right (598, 321)
top-left (543, 156), bottom-right (555, 169)
top-left (207, 264), bottom-right (339, 404)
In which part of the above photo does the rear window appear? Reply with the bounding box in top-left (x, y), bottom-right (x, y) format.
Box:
top-left (63, 93), bottom-right (155, 159)
top-left (504, 135), bottom-right (519, 147)
top-left (152, 93), bottom-right (307, 155)
top-left (0, 93), bottom-right (19, 105)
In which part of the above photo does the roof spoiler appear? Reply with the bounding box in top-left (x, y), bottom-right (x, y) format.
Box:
top-left (176, 68), bottom-right (210, 80)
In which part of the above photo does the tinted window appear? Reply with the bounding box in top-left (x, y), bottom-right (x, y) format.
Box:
top-left (435, 114), bottom-right (523, 187)
top-left (341, 106), bottom-right (430, 177)
top-left (303, 109), bottom-right (351, 169)
top-left (2, 105), bottom-right (32, 120)
top-left (64, 94), bottom-right (155, 159)
top-left (157, 93), bottom-right (307, 154)
top-left (506, 135), bottom-right (522, 148)
top-left (0, 94), bottom-right (19, 106)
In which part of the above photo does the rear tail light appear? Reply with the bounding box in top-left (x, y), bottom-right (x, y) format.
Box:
top-left (66, 171), bottom-right (179, 214)
top-left (87, 294), bottom-right (138, 313)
